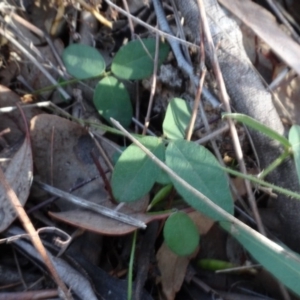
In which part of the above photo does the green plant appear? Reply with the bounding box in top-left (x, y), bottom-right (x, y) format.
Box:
top-left (62, 39), bottom-right (169, 127)
top-left (162, 98), bottom-right (192, 139)
top-left (163, 211), bottom-right (199, 256)
top-left (64, 39), bottom-right (300, 296)
top-left (111, 136), bottom-right (165, 202)
top-left (110, 113), bottom-right (300, 296)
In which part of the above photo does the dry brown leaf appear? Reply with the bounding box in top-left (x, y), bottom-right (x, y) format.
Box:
top-left (0, 85), bottom-right (35, 232)
top-left (47, 198), bottom-right (194, 235)
top-left (156, 212), bottom-right (212, 299)
top-left (48, 192), bottom-right (150, 236)
top-left (0, 137), bottom-right (32, 232)
top-left (156, 242), bottom-right (198, 300)
top-left (188, 211), bottom-right (215, 235)
top-left (30, 114), bottom-right (114, 210)
top-left (49, 207), bottom-right (148, 236)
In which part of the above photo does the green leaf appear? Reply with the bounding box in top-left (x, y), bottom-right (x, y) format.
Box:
top-left (156, 169), bottom-right (171, 185)
top-left (166, 140), bottom-right (233, 220)
top-left (111, 38), bottom-right (169, 80)
top-left (93, 76), bottom-right (133, 127)
top-left (112, 147), bottom-right (126, 166)
top-left (223, 113), bottom-right (291, 148)
top-left (155, 144), bottom-right (171, 185)
top-left (289, 125), bottom-right (300, 184)
top-left (163, 98), bottom-right (192, 140)
top-left (220, 221), bottom-right (300, 296)
top-left (197, 259), bottom-right (235, 271)
top-left (148, 184), bottom-right (173, 210)
top-left (112, 136), bottom-right (164, 202)
top-left (163, 212), bottom-right (199, 256)
top-left (62, 44), bottom-right (105, 79)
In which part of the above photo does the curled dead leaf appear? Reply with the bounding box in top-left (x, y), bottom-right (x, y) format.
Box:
top-left (0, 138), bottom-right (33, 232)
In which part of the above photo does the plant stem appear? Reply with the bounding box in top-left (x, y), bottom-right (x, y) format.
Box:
top-left (128, 231), bottom-right (137, 300)
top-left (258, 151), bottom-right (290, 180)
top-left (221, 166), bottom-right (300, 200)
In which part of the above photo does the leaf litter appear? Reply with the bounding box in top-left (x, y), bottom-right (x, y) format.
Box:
top-left (1, 0), bottom-right (300, 299)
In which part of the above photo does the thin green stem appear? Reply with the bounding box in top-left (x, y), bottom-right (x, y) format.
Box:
top-left (222, 113), bottom-right (291, 148)
top-left (221, 166), bottom-right (300, 200)
top-left (258, 151), bottom-right (290, 180)
top-left (32, 78), bottom-right (82, 95)
top-left (128, 230), bottom-right (137, 300)
top-left (32, 71), bottom-right (110, 95)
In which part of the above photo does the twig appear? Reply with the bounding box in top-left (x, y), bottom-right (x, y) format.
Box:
top-left (186, 68), bottom-right (206, 140)
top-left (0, 290), bottom-right (58, 300)
top-left (170, 0), bottom-right (192, 66)
top-left (186, 10), bottom-right (206, 141)
top-left (104, 0), bottom-right (199, 49)
top-left (195, 123), bottom-right (229, 144)
top-left (196, 0), bottom-right (266, 236)
top-left (88, 130), bottom-right (114, 172)
top-left (151, 1), bottom-right (195, 86)
top-left (34, 180), bottom-right (147, 229)
top-left (1, 13), bottom-right (66, 78)
top-left (0, 101), bottom-right (125, 137)
top-left (13, 248), bottom-right (27, 289)
top-left (122, 0), bottom-right (135, 39)
top-left (186, 7), bottom-right (206, 141)
top-left (4, 11), bottom-right (65, 69)
top-left (50, 127), bottom-right (55, 186)
top-left (132, 117), bottom-right (156, 136)
top-left (0, 26), bottom-right (70, 100)
top-left (119, 0), bottom-right (140, 133)
top-left (90, 150), bottom-right (117, 204)
top-left (5, 227), bottom-right (97, 300)
top-left (268, 67), bottom-right (291, 91)
top-left (143, 33), bottom-right (160, 135)
top-left (216, 263), bottom-right (260, 274)
top-left (152, 0), bottom-right (220, 108)
top-left (27, 178), bottom-right (99, 215)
